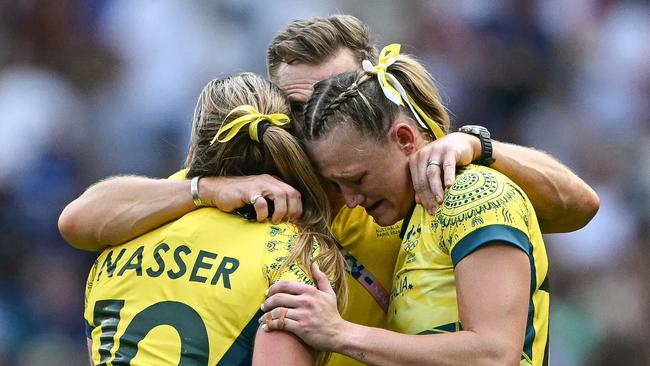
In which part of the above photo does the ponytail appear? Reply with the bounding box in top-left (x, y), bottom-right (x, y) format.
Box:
top-left (386, 54), bottom-right (450, 139)
top-left (304, 44), bottom-right (450, 143)
top-left (185, 74), bottom-right (348, 362)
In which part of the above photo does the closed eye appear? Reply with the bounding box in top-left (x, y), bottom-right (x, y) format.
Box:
top-left (353, 173), bottom-right (366, 185)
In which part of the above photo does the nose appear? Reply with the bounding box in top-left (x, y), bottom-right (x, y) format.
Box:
top-left (340, 186), bottom-right (364, 208)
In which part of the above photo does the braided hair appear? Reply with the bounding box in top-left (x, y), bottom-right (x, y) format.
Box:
top-left (303, 54), bottom-right (450, 143)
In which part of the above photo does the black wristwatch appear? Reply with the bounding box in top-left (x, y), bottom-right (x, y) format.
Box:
top-left (458, 125), bottom-right (496, 166)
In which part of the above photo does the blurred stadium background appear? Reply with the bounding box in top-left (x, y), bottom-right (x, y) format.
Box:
top-left (0, 0), bottom-right (648, 365)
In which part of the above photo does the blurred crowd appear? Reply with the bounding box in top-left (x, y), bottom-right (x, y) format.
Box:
top-left (0, 0), bottom-right (647, 365)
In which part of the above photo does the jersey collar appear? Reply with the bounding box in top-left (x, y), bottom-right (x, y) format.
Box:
top-left (398, 201), bottom-right (417, 240)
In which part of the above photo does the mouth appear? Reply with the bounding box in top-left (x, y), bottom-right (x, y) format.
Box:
top-left (364, 200), bottom-right (383, 216)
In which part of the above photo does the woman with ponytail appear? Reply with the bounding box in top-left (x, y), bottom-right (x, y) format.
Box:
top-left (83, 72), bottom-right (346, 366)
top-left (262, 45), bottom-right (550, 366)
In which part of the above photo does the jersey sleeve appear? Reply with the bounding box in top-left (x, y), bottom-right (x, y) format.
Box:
top-left (438, 167), bottom-right (534, 267)
top-left (261, 224), bottom-right (318, 287)
top-left (167, 168), bottom-right (189, 181)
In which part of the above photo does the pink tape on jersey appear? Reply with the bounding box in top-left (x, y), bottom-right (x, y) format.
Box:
top-left (337, 243), bottom-right (390, 313)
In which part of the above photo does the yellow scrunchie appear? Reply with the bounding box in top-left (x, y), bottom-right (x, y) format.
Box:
top-left (362, 44), bottom-right (446, 140)
top-left (210, 105), bottom-right (290, 144)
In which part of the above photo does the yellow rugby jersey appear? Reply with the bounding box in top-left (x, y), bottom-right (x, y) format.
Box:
top-left (167, 169), bottom-right (404, 366)
top-left (84, 208), bottom-right (316, 365)
top-left (167, 169), bottom-right (188, 180)
top-left (330, 206), bottom-right (402, 366)
top-left (388, 165), bottom-right (549, 366)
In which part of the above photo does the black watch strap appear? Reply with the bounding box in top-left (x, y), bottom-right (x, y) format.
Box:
top-left (458, 125), bottom-right (496, 166)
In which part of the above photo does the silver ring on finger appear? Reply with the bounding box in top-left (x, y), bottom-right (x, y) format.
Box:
top-left (249, 194), bottom-right (264, 205)
top-left (426, 160), bottom-right (442, 169)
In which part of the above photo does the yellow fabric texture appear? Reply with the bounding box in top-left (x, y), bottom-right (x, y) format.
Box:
top-left (84, 207), bottom-right (316, 365)
top-left (388, 165), bottom-right (549, 366)
top-left (328, 205), bottom-right (402, 366)
top-left (167, 169), bottom-right (188, 180)
top-left (166, 169), bottom-right (405, 366)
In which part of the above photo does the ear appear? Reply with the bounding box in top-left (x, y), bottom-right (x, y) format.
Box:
top-left (390, 122), bottom-right (418, 156)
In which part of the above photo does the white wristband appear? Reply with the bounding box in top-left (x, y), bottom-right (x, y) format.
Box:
top-left (190, 176), bottom-right (203, 207)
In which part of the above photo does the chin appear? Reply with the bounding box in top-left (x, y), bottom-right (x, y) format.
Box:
top-left (369, 212), bottom-right (400, 227)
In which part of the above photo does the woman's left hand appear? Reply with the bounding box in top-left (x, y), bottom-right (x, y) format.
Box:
top-left (260, 263), bottom-right (345, 351)
top-left (409, 132), bottom-right (479, 214)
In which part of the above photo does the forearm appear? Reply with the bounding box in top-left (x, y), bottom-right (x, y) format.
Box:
top-left (337, 246), bottom-right (527, 366)
top-left (337, 322), bottom-right (518, 366)
top-left (491, 141), bottom-right (599, 233)
top-left (58, 176), bottom-right (195, 251)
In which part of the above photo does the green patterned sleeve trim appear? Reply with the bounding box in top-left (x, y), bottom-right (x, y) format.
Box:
top-left (399, 201), bottom-right (417, 239)
top-left (450, 224), bottom-right (531, 267)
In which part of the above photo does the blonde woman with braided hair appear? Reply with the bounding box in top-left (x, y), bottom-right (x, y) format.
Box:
top-left (261, 45), bottom-right (550, 366)
top-left (83, 72), bottom-right (346, 366)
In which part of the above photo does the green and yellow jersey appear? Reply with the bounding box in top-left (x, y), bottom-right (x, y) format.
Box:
top-left (167, 170), bottom-right (404, 366)
top-left (388, 165), bottom-right (549, 366)
top-left (330, 206), bottom-right (402, 366)
top-left (84, 208), bottom-right (316, 365)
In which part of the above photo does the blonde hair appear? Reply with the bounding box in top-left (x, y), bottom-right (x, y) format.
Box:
top-left (267, 14), bottom-right (377, 82)
top-left (186, 73), bottom-right (347, 364)
top-left (303, 54), bottom-right (450, 142)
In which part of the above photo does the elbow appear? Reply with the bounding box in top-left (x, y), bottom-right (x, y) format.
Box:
top-left (58, 202), bottom-right (82, 249)
top-left (581, 189), bottom-right (600, 226)
top-left (540, 186), bottom-right (601, 233)
top-left (565, 187), bottom-right (601, 232)
top-left (58, 201), bottom-right (101, 251)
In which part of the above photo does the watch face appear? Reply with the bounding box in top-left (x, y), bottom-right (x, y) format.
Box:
top-left (461, 125), bottom-right (482, 135)
top-left (459, 125), bottom-right (494, 165)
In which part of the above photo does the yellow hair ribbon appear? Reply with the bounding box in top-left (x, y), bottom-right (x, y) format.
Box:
top-left (210, 105), bottom-right (290, 144)
top-left (362, 43), bottom-right (403, 106)
top-left (362, 43), bottom-right (446, 140)
top-left (407, 94), bottom-right (446, 140)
